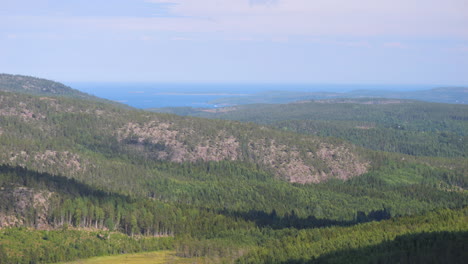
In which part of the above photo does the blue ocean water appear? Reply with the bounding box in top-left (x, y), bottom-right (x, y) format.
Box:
top-left (67, 82), bottom-right (434, 109)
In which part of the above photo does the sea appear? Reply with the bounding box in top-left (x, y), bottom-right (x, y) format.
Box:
top-left (67, 82), bottom-right (435, 109)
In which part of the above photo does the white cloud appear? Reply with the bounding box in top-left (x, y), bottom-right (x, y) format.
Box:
top-left (2, 0), bottom-right (467, 40)
top-left (171, 36), bottom-right (194, 41)
top-left (383, 42), bottom-right (407, 49)
top-left (307, 38), bottom-right (372, 48)
top-left (137, 0), bottom-right (468, 38)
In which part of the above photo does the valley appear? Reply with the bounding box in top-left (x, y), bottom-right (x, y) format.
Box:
top-left (0, 74), bottom-right (466, 263)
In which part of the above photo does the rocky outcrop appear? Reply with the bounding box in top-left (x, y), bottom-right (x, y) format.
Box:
top-left (118, 121), bottom-right (369, 183)
top-left (0, 187), bottom-right (53, 229)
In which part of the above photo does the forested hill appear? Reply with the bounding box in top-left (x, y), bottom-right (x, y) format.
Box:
top-left (151, 99), bottom-right (468, 158)
top-left (0, 90), bottom-right (371, 187)
top-left (0, 73), bottom-right (126, 107)
top-left (205, 87), bottom-right (467, 105)
top-left (1, 88), bottom-right (466, 209)
top-left (1, 78), bottom-right (467, 263)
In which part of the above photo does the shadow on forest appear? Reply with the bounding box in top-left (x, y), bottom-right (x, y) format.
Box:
top-left (0, 164), bottom-right (130, 200)
top-left (0, 164), bottom-right (391, 231)
top-left (217, 208), bottom-right (392, 230)
top-left (281, 231), bottom-right (468, 264)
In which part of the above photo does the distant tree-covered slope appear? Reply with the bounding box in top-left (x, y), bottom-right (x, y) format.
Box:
top-left (0, 79), bottom-right (467, 263)
top-left (205, 87), bottom-right (467, 105)
top-left (0, 73), bottom-right (128, 107)
top-left (0, 90), bottom-right (467, 220)
top-left (0, 90), bottom-right (372, 186)
top-left (346, 87), bottom-right (468, 104)
top-left (151, 99), bottom-right (468, 158)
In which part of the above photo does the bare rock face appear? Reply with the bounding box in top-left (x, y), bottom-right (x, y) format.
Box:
top-left (118, 121), bottom-right (240, 162)
top-left (0, 91), bottom-right (370, 185)
top-left (118, 121), bottom-right (369, 183)
top-left (0, 187), bottom-right (53, 229)
top-left (4, 150), bottom-right (88, 176)
top-left (315, 143), bottom-right (369, 181)
top-left (248, 140), bottom-right (369, 184)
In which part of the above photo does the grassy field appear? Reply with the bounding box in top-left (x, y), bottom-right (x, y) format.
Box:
top-left (59, 251), bottom-right (204, 264)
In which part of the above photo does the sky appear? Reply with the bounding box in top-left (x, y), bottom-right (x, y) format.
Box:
top-left (1, 0), bottom-right (467, 85)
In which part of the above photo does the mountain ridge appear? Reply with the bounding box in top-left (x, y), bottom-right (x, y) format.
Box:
top-left (150, 98), bottom-right (468, 158)
top-left (205, 87), bottom-right (468, 105)
top-left (0, 73), bottom-right (129, 107)
top-left (0, 89), bottom-right (369, 187)
top-left (0, 75), bottom-right (467, 263)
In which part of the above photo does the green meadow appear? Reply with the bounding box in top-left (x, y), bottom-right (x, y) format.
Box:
top-left (60, 251), bottom-right (202, 264)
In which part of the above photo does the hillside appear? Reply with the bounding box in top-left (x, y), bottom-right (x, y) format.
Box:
top-left (0, 79), bottom-right (467, 263)
top-left (151, 99), bottom-right (468, 158)
top-left (0, 90), bottom-right (371, 186)
top-left (0, 86), bottom-right (466, 214)
top-left (204, 87), bottom-right (468, 105)
top-left (0, 73), bottom-right (127, 107)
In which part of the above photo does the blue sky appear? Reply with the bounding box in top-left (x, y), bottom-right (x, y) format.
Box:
top-left (1, 0), bottom-right (467, 85)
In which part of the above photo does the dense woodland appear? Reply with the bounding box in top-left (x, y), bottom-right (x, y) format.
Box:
top-left (157, 99), bottom-right (468, 157)
top-left (237, 208), bottom-right (468, 264)
top-left (0, 228), bottom-right (174, 264)
top-left (0, 75), bottom-right (467, 263)
top-left (0, 164), bottom-right (467, 263)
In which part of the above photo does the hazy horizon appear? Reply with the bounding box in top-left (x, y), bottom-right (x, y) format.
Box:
top-left (65, 82), bottom-right (464, 108)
